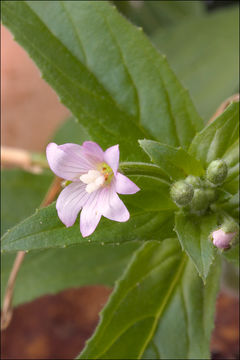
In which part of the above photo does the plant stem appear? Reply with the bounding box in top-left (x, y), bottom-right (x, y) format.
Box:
top-left (1, 176), bottom-right (62, 331)
top-left (1, 146), bottom-right (48, 172)
top-left (209, 93), bottom-right (239, 123)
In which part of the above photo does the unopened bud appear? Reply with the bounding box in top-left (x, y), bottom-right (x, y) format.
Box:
top-left (190, 188), bottom-right (209, 213)
top-left (211, 229), bottom-right (236, 249)
top-left (170, 180), bottom-right (194, 207)
top-left (185, 175), bottom-right (201, 188)
top-left (206, 160), bottom-right (228, 186)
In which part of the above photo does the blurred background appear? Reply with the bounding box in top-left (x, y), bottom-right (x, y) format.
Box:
top-left (1, 1), bottom-right (239, 359)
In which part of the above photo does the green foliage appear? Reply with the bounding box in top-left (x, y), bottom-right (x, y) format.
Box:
top-left (1, 201), bottom-right (174, 252)
top-left (1, 169), bottom-right (53, 236)
top-left (2, 0), bottom-right (203, 162)
top-left (114, 1), bottom-right (204, 35)
top-left (222, 243), bottom-right (239, 267)
top-left (139, 140), bottom-right (204, 180)
top-left (220, 192), bottom-right (239, 220)
top-left (152, 7), bottom-right (239, 121)
top-left (1, 242), bottom-right (140, 307)
top-left (52, 117), bottom-right (91, 145)
top-left (222, 139), bottom-right (239, 195)
top-left (175, 212), bottom-right (218, 281)
top-left (1, 1), bottom-right (238, 359)
top-left (1, 168), bottom-right (141, 307)
top-left (189, 101), bottom-right (239, 166)
top-left (78, 239), bottom-right (221, 359)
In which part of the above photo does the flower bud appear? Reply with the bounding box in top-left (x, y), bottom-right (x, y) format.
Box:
top-left (190, 188), bottom-right (209, 213)
top-left (170, 180), bottom-right (194, 207)
top-left (185, 175), bottom-right (201, 188)
top-left (206, 159), bottom-right (228, 186)
top-left (211, 229), bottom-right (236, 249)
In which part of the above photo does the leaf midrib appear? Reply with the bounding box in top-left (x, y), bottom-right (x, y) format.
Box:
top-left (1, 207), bottom-right (170, 250)
top-left (18, 1), bottom-right (153, 140)
top-left (138, 253), bottom-right (187, 358)
top-left (88, 250), bottom-right (187, 359)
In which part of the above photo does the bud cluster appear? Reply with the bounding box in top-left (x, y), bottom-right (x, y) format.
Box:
top-left (170, 159), bottom-right (228, 215)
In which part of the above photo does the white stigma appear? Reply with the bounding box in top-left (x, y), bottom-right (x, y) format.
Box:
top-left (80, 170), bottom-right (105, 194)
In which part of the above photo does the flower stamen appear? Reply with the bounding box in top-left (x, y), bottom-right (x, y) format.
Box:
top-left (80, 163), bottom-right (114, 193)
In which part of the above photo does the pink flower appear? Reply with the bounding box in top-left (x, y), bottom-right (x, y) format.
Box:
top-left (212, 229), bottom-right (236, 249)
top-left (46, 141), bottom-right (140, 237)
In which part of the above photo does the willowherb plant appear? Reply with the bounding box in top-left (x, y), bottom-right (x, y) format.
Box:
top-left (1, 1), bottom-right (239, 359)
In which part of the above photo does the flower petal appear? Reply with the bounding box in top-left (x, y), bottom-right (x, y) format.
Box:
top-left (212, 229), bottom-right (236, 249)
top-left (46, 143), bottom-right (93, 180)
top-left (56, 182), bottom-right (89, 227)
top-left (59, 143), bottom-right (98, 169)
top-left (104, 144), bottom-right (119, 174)
top-left (101, 188), bottom-right (130, 222)
top-left (82, 141), bottom-right (104, 163)
top-left (80, 190), bottom-right (102, 237)
top-left (115, 173), bottom-right (140, 194)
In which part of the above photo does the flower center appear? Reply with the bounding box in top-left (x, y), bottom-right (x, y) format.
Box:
top-left (80, 162), bottom-right (113, 194)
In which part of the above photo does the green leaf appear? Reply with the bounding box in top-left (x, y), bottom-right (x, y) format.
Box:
top-left (1, 169), bottom-right (53, 236)
top-left (114, 0), bottom-right (204, 36)
top-left (189, 102), bottom-right (239, 166)
top-left (119, 162), bottom-right (170, 183)
top-left (175, 212), bottom-right (218, 281)
top-left (2, 0), bottom-right (203, 159)
top-left (221, 260), bottom-right (239, 296)
top-left (222, 138), bottom-right (239, 195)
top-left (2, 165), bottom-right (177, 252)
top-left (51, 116), bottom-right (91, 145)
top-left (152, 7), bottom-right (239, 121)
top-left (1, 242), bottom-right (140, 308)
top-left (222, 243), bottom-right (239, 267)
top-left (219, 192), bottom-right (239, 220)
top-left (1, 200), bottom-right (174, 252)
top-left (78, 239), bottom-right (221, 359)
top-left (139, 139), bottom-right (204, 180)
top-left (143, 254), bottom-right (221, 360)
top-left (1, 161), bottom-right (139, 308)
top-left (125, 176), bottom-right (176, 211)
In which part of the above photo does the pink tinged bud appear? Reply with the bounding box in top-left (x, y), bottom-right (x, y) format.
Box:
top-left (46, 141), bottom-right (140, 237)
top-left (212, 229), bottom-right (236, 249)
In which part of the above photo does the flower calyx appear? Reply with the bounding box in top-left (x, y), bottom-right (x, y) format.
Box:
top-left (170, 180), bottom-right (194, 207)
top-left (206, 159), bottom-right (228, 186)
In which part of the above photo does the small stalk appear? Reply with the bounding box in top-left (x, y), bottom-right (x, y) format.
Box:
top-left (1, 176), bottom-right (62, 331)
